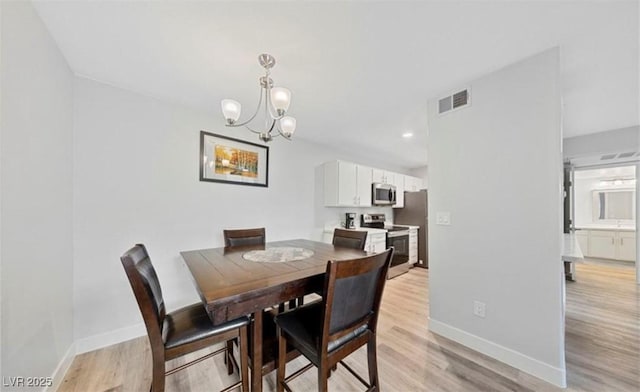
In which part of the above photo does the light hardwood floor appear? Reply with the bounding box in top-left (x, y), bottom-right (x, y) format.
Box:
top-left (59, 263), bottom-right (640, 391)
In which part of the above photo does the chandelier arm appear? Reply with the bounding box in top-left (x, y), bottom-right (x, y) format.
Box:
top-left (244, 125), bottom-right (263, 135)
top-left (267, 119), bottom-right (276, 134)
top-left (246, 119), bottom-right (276, 135)
top-left (227, 86), bottom-right (265, 128)
top-left (275, 122), bottom-right (292, 140)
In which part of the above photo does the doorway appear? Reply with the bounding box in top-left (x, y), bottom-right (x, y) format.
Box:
top-left (569, 164), bottom-right (637, 281)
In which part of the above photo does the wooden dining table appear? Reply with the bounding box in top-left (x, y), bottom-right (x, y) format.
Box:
top-left (180, 238), bottom-right (367, 392)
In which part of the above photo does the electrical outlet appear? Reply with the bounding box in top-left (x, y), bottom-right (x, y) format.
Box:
top-left (436, 211), bottom-right (451, 225)
top-left (473, 301), bottom-right (486, 318)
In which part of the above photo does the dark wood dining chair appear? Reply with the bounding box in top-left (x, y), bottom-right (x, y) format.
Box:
top-left (121, 244), bottom-right (249, 392)
top-left (223, 227), bottom-right (266, 247)
top-left (274, 248), bottom-right (394, 392)
top-left (332, 228), bottom-right (368, 250)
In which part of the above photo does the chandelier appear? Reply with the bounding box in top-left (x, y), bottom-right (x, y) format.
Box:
top-left (221, 54), bottom-right (296, 143)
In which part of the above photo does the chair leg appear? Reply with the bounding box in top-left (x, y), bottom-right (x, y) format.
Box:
top-left (151, 353), bottom-right (165, 392)
top-left (317, 365), bottom-right (329, 392)
top-left (276, 327), bottom-right (286, 392)
top-left (367, 336), bottom-right (380, 391)
top-left (327, 363), bottom-right (337, 378)
top-left (226, 339), bottom-right (234, 375)
top-left (239, 325), bottom-right (249, 392)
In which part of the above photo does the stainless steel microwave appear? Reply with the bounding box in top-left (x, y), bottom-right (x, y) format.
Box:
top-left (372, 183), bottom-right (396, 205)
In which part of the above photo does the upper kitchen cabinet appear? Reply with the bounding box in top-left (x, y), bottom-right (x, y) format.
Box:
top-left (372, 169), bottom-right (394, 185)
top-left (324, 161), bottom-right (372, 207)
top-left (405, 176), bottom-right (424, 192)
top-left (394, 174), bottom-right (405, 208)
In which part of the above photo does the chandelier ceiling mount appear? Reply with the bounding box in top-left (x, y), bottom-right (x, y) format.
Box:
top-left (221, 54), bottom-right (296, 143)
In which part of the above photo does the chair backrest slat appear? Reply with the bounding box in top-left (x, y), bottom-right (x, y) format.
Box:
top-left (332, 228), bottom-right (367, 250)
top-left (120, 244), bottom-right (165, 346)
top-left (320, 248), bottom-right (393, 346)
top-left (223, 228), bottom-right (266, 248)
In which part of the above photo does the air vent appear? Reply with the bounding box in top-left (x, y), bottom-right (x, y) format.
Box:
top-left (438, 88), bottom-right (470, 115)
top-left (438, 96), bottom-right (452, 113)
top-left (599, 152), bottom-right (640, 161)
top-left (452, 90), bottom-right (468, 108)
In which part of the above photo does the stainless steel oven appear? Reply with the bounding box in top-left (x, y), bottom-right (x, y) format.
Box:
top-left (360, 213), bottom-right (411, 279)
top-left (372, 183), bottom-right (396, 206)
top-left (386, 228), bottom-right (410, 278)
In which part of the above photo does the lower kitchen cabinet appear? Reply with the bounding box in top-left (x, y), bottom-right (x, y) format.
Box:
top-left (409, 228), bottom-right (418, 264)
top-left (576, 229), bottom-right (636, 261)
top-left (618, 231), bottom-right (636, 261)
top-left (365, 232), bottom-right (387, 253)
top-left (589, 230), bottom-right (617, 259)
top-left (575, 231), bottom-right (589, 257)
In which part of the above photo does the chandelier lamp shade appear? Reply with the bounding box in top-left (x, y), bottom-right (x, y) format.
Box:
top-left (221, 54), bottom-right (296, 143)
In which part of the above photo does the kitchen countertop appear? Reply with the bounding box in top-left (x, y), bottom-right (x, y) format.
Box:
top-left (390, 224), bottom-right (419, 230)
top-left (323, 226), bottom-right (387, 234)
top-left (562, 233), bottom-right (584, 263)
top-left (575, 225), bottom-right (635, 232)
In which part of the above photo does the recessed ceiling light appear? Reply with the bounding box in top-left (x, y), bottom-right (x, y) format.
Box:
top-left (402, 132), bottom-right (414, 138)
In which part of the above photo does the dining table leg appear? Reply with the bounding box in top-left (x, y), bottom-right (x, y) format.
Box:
top-left (251, 310), bottom-right (263, 392)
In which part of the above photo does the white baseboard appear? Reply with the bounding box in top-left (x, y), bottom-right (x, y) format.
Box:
top-left (44, 324), bottom-right (145, 391)
top-left (75, 322), bottom-right (146, 354)
top-left (429, 318), bottom-right (567, 388)
top-left (48, 343), bottom-right (76, 392)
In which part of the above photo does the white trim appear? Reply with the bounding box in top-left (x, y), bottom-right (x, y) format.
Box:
top-left (75, 322), bottom-right (146, 354)
top-left (429, 318), bottom-right (567, 388)
top-left (47, 343), bottom-right (76, 392)
top-left (636, 163), bottom-right (640, 284)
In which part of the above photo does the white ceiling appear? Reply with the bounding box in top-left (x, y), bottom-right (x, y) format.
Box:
top-left (33, 1), bottom-right (638, 169)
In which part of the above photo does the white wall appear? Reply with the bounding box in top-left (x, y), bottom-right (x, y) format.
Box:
top-left (409, 165), bottom-right (428, 189)
top-left (563, 125), bottom-right (640, 159)
top-left (72, 77), bottom-right (408, 351)
top-left (1, 0), bottom-right (74, 386)
top-left (427, 49), bottom-right (565, 387)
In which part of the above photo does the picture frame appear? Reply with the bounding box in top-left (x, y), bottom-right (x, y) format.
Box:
top-left (199, 131), bottom-right (269, 187)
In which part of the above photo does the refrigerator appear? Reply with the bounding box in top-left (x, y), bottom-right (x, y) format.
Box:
top-left (393, 190), bottom-right (428, 268)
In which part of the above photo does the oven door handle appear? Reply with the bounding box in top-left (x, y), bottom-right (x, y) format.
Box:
top-left (387, 231), bottom-right (409, 238)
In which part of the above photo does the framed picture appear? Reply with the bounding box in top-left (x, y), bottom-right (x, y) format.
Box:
top-left (199, 131), bottom-right (269, 187)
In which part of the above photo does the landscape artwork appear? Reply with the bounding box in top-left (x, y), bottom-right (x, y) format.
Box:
top-left (199, 131), bottom-right (269, 187)
top-left (214, 144), bottom-right (259, 178)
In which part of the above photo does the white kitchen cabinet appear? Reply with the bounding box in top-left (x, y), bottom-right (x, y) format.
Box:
top-left (324, 161), bottom-right (372, 207)
top-left (618, 231), bottom-right (636, 261)
top-left (589, 230), bottom-right (617, 259)
top-left (365, 232), bottom-right (387, 253)
top-left (579, 229), bottom-right (635, 261)
top-left (575, 230), bottom-right (589, 257)
top-left (404, 176), bottom-right (424, 192)
top-left (408, 228), bottom-right (418, 264)
top-left (394, 174), bottom-right (405, 208)
top-left (372, 169), bottom-right (394, 185)
top-left (356, 165), bottom-right (372, 207)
